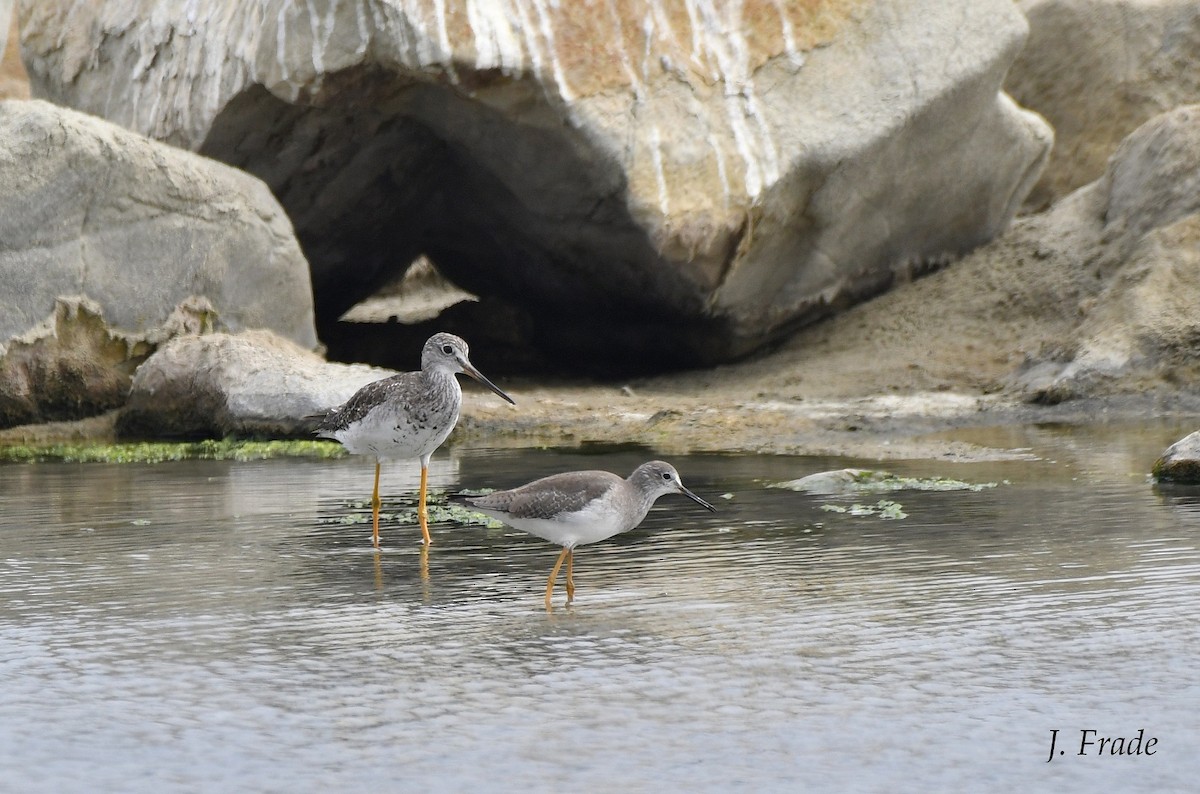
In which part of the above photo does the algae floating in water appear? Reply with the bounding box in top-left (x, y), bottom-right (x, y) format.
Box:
top-left (820, 500), bottom-right (909, 520)
top-left (320, 491), bottom-right (505, 529)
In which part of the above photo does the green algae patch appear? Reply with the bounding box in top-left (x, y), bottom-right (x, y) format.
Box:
top-left (1152, 455), bottom-right (1200, 484)
top-left (820, 500), bottom-right (909, 520)
top-left (320, 491), bottom-right (505, 529)
top-left (0, 439), bottom-right (348, 464)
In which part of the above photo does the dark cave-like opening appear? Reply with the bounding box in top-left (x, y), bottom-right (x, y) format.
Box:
top-left (199, 72), bottom-right (736, 376)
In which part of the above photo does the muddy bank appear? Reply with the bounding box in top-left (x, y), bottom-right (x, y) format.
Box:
top-left (4, 380), bottom-right (1196, 465)
top-left (452, 384), bottom-right (1200, 463)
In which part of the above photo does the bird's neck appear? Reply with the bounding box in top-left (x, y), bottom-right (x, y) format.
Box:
top-left (423, 367), bottom-right (459, 387)
top-left (628, 481), bottom-right (662, 519)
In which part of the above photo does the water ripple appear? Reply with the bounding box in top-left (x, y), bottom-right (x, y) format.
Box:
top-left (2, 434), bottom-right (1200, 790)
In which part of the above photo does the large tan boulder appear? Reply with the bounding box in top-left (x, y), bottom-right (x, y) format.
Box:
top-left (20, 0), bottom-right (1051, 369)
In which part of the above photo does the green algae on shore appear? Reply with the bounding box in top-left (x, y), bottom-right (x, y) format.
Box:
top-left (0, 439), bottom-right (348, 464)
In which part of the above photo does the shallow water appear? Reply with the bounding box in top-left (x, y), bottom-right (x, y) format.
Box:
top-left (2, 421), bottom-right (1200, 792)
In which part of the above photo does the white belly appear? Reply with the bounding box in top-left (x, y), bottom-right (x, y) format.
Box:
top-left (487, 499), bottom-right (636, 549)
top-left (335, 403), bottom-right (459, 461)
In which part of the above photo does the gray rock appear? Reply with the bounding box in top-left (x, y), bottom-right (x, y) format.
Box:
top-left (772, 468), bottom-right (884, 495)
top-left (1104, 106), bottom-right (1200, 255)
top-left (20, 0), bottom-right (1051, 369)
top-left (1008, 0), bottom-right (1200, 211)
top-left (0, 295), bottom-right (215, 427)
top-left (1153, 431), bottom-right (1200, 483)
top-left (0, 99), bottom-right (317, 352)
top-left (118, 330), bottom-right (396, 439)
top-left (1007, 106), bottom-right (1200, 402)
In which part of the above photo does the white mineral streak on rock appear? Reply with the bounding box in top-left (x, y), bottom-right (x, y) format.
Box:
top-left (460, 0), bottom-right (570, 99)
top-left (648, 123), bottom-right (670, 215)
top-left (605, 0), bottom-right (643, 99)
top-left (308, 0), bottom-right (328, 74)
top-left (352, 0), bottom-right (369, 58)
top-left (685, 0), bottom-right (780, 199)
top-left (641, 9), bottom-right (671, 215)
top-left (507, 0), bottom-right (543, 80)
top-left (275, 3), bottom-right (291, 87)
top-left (530, 0), bottom-right (571, 101)
top-left (465, 0), bottom-right (524, 73)
top-left (431, 0), bottom-right (454, 67)
top-left (770, 0), bottom-right (804, 69)
top-left (404, 0), bottom-right (440, 65)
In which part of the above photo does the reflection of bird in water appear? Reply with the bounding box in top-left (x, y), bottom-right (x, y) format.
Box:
top-left (373, 546), bottom-right (430, 598)
top-left (464, 461), bottom-right (715, 609)
top-left (316, 333), bottom-right (514, 548)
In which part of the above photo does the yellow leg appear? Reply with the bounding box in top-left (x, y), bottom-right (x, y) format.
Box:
top-left (371, 461), bottom-right (382, 549)
top-left (545, 547), bottom-right (570, 610)
top-left (418, 464), bottom-right (432, 546)
top-left (565, 550), bottom-right (575, 603)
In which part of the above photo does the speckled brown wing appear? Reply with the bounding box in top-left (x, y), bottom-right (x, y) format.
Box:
top-left (468, 470), bottom-right (622, 519)
top-left (315, 373), bottom-right (420, 436)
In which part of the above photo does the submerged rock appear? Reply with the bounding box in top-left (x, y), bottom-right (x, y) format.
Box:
top-left (117, 330), bottom-right (395, 439)
top-left (20, 0), bottom-right (1050, 370)
top-left (1152, 431), bottom-right (1200, 483)
top-left (773, 468), bottom-right (997, 495)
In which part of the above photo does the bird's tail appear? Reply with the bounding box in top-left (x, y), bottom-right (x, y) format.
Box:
top-left (304, 411), bottom-right (333, 438)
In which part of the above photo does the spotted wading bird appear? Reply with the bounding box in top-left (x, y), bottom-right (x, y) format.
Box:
top-left (463, 461), bottom-right (715, 609)
top-left (315, 332), bottom-right (514, 548)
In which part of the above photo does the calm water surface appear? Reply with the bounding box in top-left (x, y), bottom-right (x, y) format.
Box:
top-left (3, 422), bottom-right (1200, 792)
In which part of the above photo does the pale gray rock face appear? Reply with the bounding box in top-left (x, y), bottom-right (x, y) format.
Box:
top-left (0, 99), bottom-right (317, 352)
top-left (20, 0), bottom-right (1051, 369)
top-left (118, 330), bottom-right (396, 438)
top-left (1008, 0), bottom-right (1200, 211)
top-left (0, 99), bottom-right (318, 427)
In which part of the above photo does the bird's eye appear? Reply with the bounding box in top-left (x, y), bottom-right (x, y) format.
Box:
top-left (662, 472), bottom-right (672, 480)
top-left (441, 344), bottom-right (454, 355)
